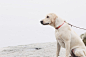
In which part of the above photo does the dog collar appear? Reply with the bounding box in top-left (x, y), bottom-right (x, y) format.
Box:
top-left (55, 21), bottom-right (65, 29)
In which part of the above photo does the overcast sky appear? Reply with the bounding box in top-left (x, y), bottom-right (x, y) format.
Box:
top-left (0, 0), bottom-right (86, 48)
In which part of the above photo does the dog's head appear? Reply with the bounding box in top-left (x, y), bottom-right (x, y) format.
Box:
top-left (40, 13), bottom-right (58, 25)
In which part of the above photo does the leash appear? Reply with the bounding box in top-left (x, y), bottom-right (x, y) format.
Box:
top-left (64, 21), bottom-right (86, 30)
top-left (67, 23), bottom-right (86, 30)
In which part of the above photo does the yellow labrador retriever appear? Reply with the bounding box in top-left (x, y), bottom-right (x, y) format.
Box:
top-left (40, 13), bottom-right (86, 57)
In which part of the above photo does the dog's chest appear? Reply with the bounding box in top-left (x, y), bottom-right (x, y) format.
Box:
top-left (55, 30), bottom-right (66, 48)
top-left (58, 37), bottom-right (65, 48)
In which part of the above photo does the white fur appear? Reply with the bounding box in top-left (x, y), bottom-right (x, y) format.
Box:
top-left (41, 13), bottom-right (86, 57)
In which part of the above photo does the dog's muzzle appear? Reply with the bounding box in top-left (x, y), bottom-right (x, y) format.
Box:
top-left (40, 21), bottom-right (49, 25)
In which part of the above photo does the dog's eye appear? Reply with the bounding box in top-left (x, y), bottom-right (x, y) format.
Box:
top-left (47, 16), bottom-right (49, 18)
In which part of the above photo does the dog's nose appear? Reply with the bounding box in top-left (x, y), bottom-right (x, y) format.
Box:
top-left (40, 21), bottom-right (43, 24)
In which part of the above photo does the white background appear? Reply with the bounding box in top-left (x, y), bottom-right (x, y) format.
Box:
top-left (0, 0), bottom-right (86, 48)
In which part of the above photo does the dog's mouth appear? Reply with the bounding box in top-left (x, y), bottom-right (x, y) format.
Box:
top-left (42, 23), bottom-right (49, 25)
top-left (40, 21), bottom-right (49, 25)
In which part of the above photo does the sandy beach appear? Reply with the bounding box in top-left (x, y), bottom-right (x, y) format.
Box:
top-left (0, 42), bottom-right (66, 57)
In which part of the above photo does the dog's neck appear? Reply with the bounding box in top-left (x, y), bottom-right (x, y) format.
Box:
top-left (51, 17), bottom-right (64, 29)
top-left (55, 21), bottom-right (65, 29)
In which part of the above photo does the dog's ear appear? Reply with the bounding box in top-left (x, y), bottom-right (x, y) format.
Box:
top-left (52, 15), bottom-right (58, 23)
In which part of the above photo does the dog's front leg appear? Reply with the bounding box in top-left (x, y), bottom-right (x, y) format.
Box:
top-left (65, 41), bottom-right (70, 57)
top-left (56, 41), bottom-right (61, 57)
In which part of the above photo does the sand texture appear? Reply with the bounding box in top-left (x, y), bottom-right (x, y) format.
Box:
top-left (0, 42), bottom-right (66, 57)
